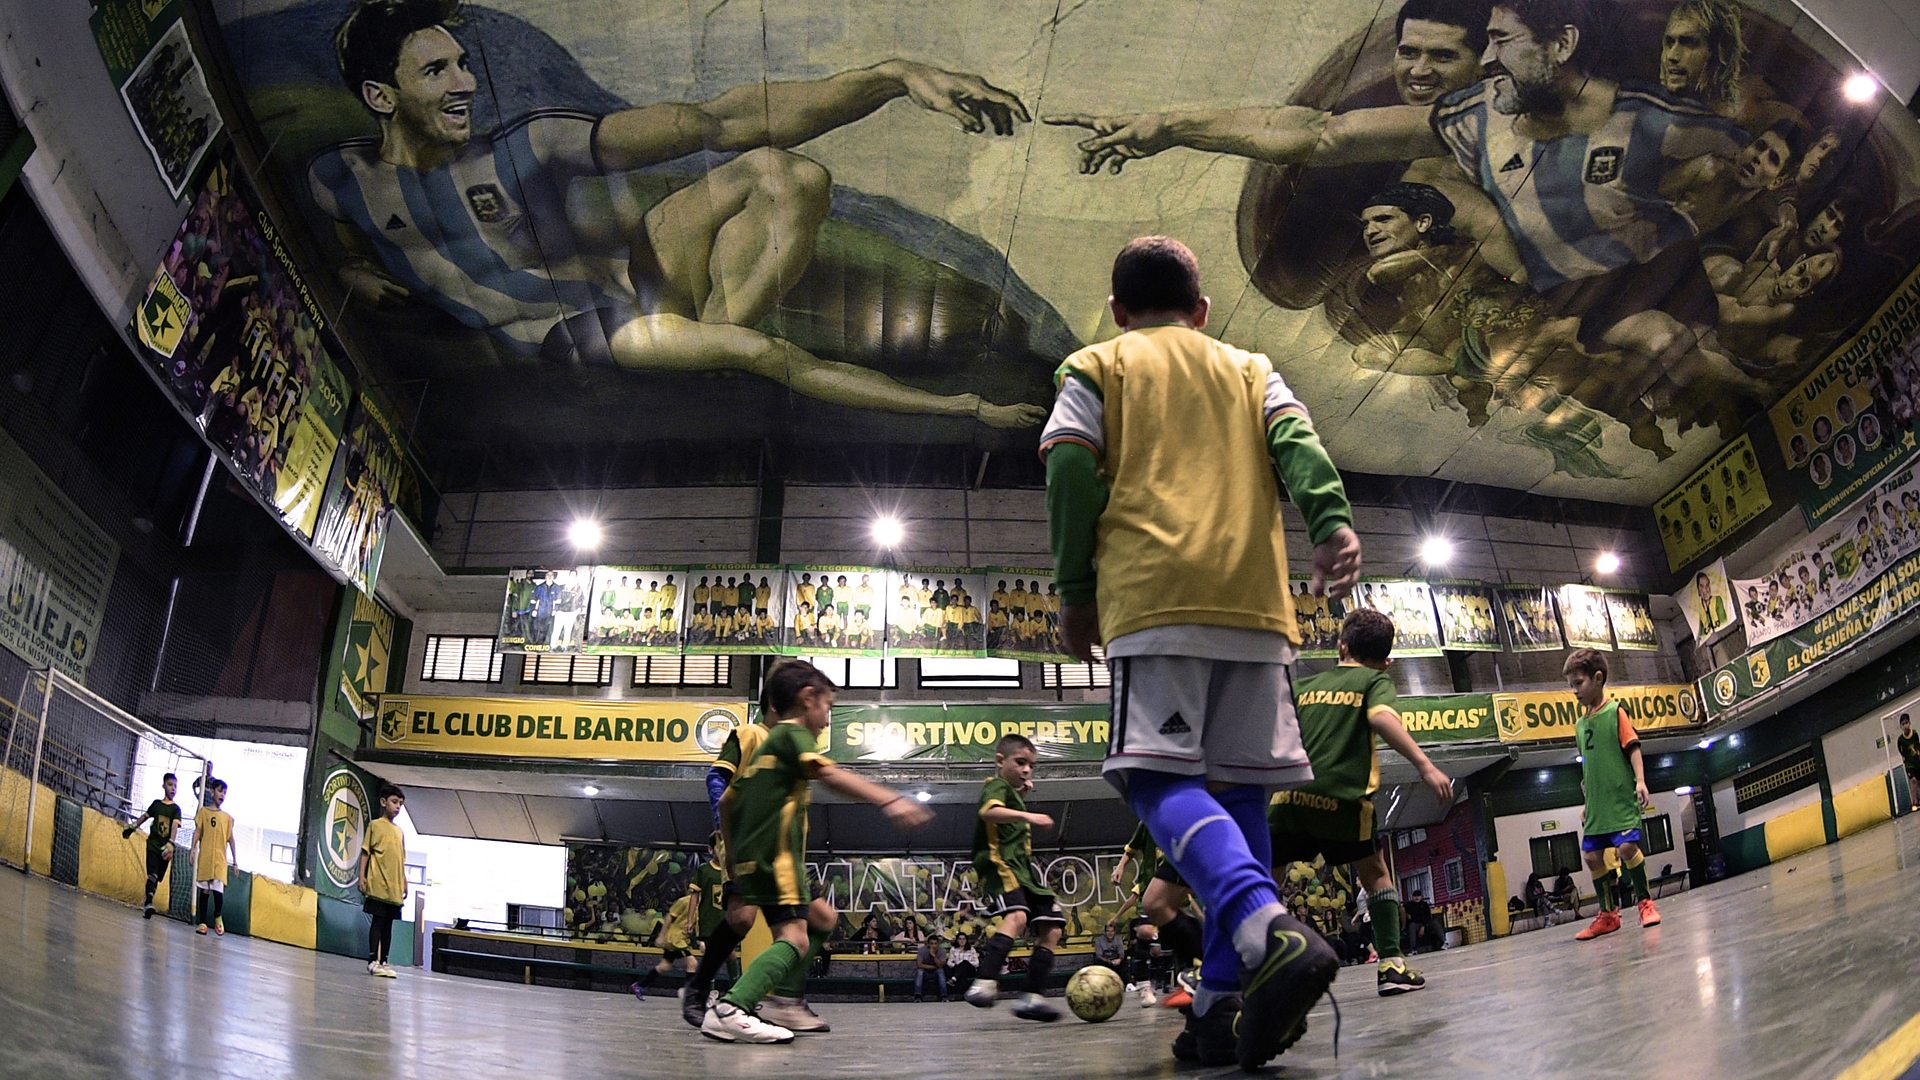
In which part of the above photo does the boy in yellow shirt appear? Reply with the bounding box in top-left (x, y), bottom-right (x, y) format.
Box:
top-left (190, 778), bottom-right (237, 936)
top-left (359, 783), bottom-right (408, 977)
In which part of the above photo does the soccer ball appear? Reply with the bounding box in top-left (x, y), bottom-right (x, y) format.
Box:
top-left (1066, 965), bottom-right (1124, 1023)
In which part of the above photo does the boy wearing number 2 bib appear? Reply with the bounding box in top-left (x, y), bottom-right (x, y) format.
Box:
top-left (1565, 649), bottom-right (1662, 940)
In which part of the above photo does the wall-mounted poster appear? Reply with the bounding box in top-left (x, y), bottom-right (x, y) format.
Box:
top-left (310, 396), bottom-right (402, 594)
top-left (1497, 587), bottom-right (1564, 653)
top-left (1771, 265), bottom-right (1920, 528)
top-left (1557, 585), bottom-right (1615, 651)
top-left (1431, 583), bottom-right (1501, 653)
top-left (1290, 577), bottom-right (1344, 659)
top-left (1653, 435), bottom-right (1771, 571)
top-left (1603, 590), bottom-right (1660, 652)
top-left (582, 566), bottom-right (685, 654)
top-left (1732, 459), bottom-right (1920, 647)
top-left (782, 566), bottom-right (876, 656)
top-left (886, 569), bottom-right (987, 657)
top-left (1347, 580), bottom-right (1441, 657)
top-left (684, 565), bottom-right (784, 654)
top-left (90, 0), bottom-right (223, 199)
top-left (497, 567), bottom-right (589, 654)
top-left (1674, 560), bottom-right (1739, 646)
top-left (985, 568), bottom-right (1071, 664)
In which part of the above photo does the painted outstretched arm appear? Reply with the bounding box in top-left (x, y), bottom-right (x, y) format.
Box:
top-left (1046, 104), bottom-right (1442, 174)
top-left (596, 60), bottom-right (1030, 170)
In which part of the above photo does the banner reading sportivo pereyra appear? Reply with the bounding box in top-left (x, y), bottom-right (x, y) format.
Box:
top-left (374, 694), bottom-right (748, 762)
top-left (0, 429), bottom-right (120, 680)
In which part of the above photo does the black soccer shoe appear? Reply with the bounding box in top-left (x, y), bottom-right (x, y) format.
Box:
top-left (1170, 1000), bottom-right (1239, 1068)
top-left (1235, 912), bottom-right (1339, 1071)
top-left (680, 987), bottom-right (709, 1028)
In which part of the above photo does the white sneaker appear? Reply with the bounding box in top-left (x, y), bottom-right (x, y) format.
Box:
top-left (701, 1002), bottom-right (795, 1044)
top-left (378, 963), bottom-right (399, 978)
top-left (1124, 981), bottom-right (1138, 992)
top-left (367, 960), bottom-right (382, 977)
top-left (1139, 987), bottom-right (1158, 1007)
top-left (964, 979), bottom-right (999, 1008)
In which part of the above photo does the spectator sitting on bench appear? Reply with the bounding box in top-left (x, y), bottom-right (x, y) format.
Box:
top-left (1403, 888), bottom-right (1446, 953)
top-left (1093, 921), bottom-right (1126, 972)
top-left (946, 932), bottom-right (978, 988)
top-left (914, 934), bottom-right (948, 1002)
top-left (1524, 871), bottom-right (1552, 922)
top-left (1552, 868), bottom-right (1577, 917)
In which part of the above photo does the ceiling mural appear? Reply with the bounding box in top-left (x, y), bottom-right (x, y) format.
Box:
top-left (209, 0), bottom-right (1920, 500)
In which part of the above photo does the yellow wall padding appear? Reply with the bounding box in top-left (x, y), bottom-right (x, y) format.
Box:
top-left (1762, 801), bottom-right (1827, 863)
top-left (76, 808), bottom-right (148, 905)
top-left (1833, 777), bottom-right (1893, 840)
top-left (0, 767), bottom-right (57, 876)
top-left (249, 876), bottom-right (319, 950)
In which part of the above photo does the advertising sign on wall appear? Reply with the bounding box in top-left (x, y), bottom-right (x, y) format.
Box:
top-left (0, 430), bottom-right (120, 681)
top-left (1770, 263), bottom-right (1920, 528)
top-left (1653, 435), bottom-right (1771, 571)
top-left (374, 694), bottom-right (748, 762)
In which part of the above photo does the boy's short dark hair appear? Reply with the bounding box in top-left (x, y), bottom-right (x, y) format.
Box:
top-left (761, 659), bottom-right (838, 716)
top-left (377, 782), bottom-right (406, 802)
top-left (1340, 608), bottom-right (1396, 663)
top-left (1562, 648), bottom-right (1609, 683)
top-left (162, 772), bottom-right (177, 784)
top-left (207, 777), bottom-right (227, 793)
top-left (996, 733), bottom-right (1037, 758)
top-left (1111, 236), bottom-right (1202, 314)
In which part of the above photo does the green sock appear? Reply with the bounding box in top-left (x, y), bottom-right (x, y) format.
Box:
top-left (722, 940), bottom-right (802, 1011)
top-left (1623, 861), bottom-right (1651, 904)
top-left (775, 926), bottom-right (831, 998)
top-left (1369, 891), bottom-right (1403, 961)
top-left (1595, 870), bottom-right (1620, 912)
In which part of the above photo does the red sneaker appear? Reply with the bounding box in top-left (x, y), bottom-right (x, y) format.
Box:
top-left (1574, 911), bottom-right (1621, 940)
top-left (1637, 898), bottom-right (1662, 927)
top-left (1160, 988), bottom-right (1192, 1009)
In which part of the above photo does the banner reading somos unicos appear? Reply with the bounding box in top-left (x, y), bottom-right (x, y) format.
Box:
top-left (373, 694), bottom-right (749, 762)
top-left (1493, 684), bottom-right (1703, 743)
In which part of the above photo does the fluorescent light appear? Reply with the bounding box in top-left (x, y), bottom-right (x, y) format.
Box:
top-left (1674, 785), bottom-right (1694, 796)
top-left (1537, 769), bottom-right (1552, 783)
top-left (1728, 734), bottom-right (1741, 747)
top-left (914, 790), bottom-right (932, 803)
top-left (582, 784), bottom-right (600, 797)
top-left (1595, 551), bottom-right (1622, 574)
top-left (1699, 738), bottom-right (1715, 749)
top-left (1419, 536), bottom-right (1454, 565)
top-left (873, 515), bottom-right (905, 549)
top-left (568, 518), bottom-right (603, 550)
top-left (1574, 755), bottom-right (1583, 763)
top-left (1843, 73), bottom-right (1878, 103)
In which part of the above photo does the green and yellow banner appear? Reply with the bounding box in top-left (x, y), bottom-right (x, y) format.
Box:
top-left (1395, 694), bottom-right (1497, 743)
top-left (1493, 684), bottom-right (1703, 742)
top-left (373, 694), bottom-right (749, 762)
top-left (1770, 262), bottom-right (1920, 528)
top-left (827, 704), bottom-right (1107, 763)
top-left (1654, 435), bottom-right (1771, 571)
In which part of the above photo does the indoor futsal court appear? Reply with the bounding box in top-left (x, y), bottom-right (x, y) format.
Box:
top-left (5, 814), bottom-right (1920, 1078)
top-left (4, 0), bottom-right (1920, 1077)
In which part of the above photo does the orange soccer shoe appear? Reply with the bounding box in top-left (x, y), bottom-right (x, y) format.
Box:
top-left (1574, 911), bottom-right (1622, 941)
top-left (1637, 898), bottom-right (1662, 927)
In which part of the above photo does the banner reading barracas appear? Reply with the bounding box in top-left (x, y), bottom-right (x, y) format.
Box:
top-left (1771, 262), bottom-right (1920, 528)
top-left (1493, 684), bottom-right (1703, 742)
top-left (1394, 695), bottom-right (1497, 743)
top-left (372, 694), bottom-right (750, 762)
top-left (1702, 534), bottom-right (1920, 718)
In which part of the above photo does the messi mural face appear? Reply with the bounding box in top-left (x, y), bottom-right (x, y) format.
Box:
top-left (214, 0), bottom-right (1920, 497)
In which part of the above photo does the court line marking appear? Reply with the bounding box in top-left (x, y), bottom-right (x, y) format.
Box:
top-left (1837, 1009), bottom-right (1920, 1080)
